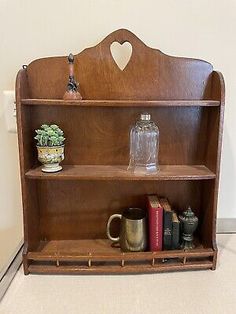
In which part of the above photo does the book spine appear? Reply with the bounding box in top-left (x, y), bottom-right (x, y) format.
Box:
top-left (172, 222), bottom-right (180, 249)
top-left (163, 211), bottom-right (172, 250)
top-left (148, 201), bottom-right (163, 251)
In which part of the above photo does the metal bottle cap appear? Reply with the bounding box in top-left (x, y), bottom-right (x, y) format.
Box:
top-left (140, 113), bottom-right (151, 121)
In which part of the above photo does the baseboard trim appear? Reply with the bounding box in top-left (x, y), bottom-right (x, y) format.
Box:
top-left (217, 218), bottom-right (236, 233)
top-left (0, 244), bottom-right (23, 300)
top-left (0, 240), bottom-right (23, 281)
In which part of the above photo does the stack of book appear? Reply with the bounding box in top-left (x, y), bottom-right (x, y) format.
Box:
top-left (147, 195), bottom-right (180, 251)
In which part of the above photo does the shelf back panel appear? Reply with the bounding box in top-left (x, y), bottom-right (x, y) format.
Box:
top-left (27, 106), bottom-right (212, 166)
top-left (26, 29), bottom-right (213, 100)
top-left (37, 180), bottom-right (203, 241)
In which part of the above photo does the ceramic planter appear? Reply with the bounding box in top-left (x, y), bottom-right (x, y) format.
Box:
top-left (37, 145), bottom-right (64, 173)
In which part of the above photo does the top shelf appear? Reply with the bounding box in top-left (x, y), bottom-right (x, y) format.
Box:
top-left (21, 99), bottom-right (220, 107)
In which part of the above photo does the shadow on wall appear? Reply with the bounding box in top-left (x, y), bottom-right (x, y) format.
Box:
top-left (0, 226), bottom-right (23, 277)
top-left (218, 125), bottom-right (236, 218)
top-left (0, 102), bottom-right (23, 274)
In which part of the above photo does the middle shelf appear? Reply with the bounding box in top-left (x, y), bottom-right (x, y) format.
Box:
top-left (25, 164), bottom-right (215, 181)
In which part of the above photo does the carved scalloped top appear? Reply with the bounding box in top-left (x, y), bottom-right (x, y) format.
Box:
top-left (26, 29), bottom-right (213, 100)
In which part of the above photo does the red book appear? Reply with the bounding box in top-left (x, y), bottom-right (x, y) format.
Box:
top-left (147, 195), bottom-right (163, 251)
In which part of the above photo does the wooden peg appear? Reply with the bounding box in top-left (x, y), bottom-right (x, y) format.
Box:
top-left (88, 253), bottom-right (92, 267)
top-left (121, 253), bottom-right (125, 267)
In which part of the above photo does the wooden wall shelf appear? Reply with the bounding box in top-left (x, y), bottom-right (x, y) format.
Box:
top-left (16, 29), bottom-right (225, 275)
top-left (25, 165), bottom-right (216, 181)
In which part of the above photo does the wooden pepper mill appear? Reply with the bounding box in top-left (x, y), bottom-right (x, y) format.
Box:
top-left (63, 53), bottom-right (82, 100)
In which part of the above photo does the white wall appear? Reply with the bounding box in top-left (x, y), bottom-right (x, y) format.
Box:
top-left (0, 0), bottom-right (235, 270)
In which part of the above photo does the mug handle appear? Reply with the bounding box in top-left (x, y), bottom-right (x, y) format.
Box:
top-left (106, 214), bottom-right (122, 242)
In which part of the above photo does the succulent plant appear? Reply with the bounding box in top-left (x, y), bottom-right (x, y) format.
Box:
top-left (34, 124), bottom-right (65, 147)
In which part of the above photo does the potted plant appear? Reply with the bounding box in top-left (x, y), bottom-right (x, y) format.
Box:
top-left (34, 124), bottom-right (65, 173)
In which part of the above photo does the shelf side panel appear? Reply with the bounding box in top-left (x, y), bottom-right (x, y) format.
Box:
top-left (16, 70), bottom-right (41, 275)
top-left (203, 71), bottom-right (225, 268)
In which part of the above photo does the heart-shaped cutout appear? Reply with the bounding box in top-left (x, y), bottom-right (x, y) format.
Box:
top-left (110, 41), bottom-right (132, 71)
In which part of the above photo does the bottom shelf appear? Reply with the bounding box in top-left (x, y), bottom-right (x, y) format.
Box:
top-left (26, 239), bottom-right (215, 274)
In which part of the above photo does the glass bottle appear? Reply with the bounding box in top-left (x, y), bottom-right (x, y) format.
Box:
top-left (128, 113), bottom-right (159, 174)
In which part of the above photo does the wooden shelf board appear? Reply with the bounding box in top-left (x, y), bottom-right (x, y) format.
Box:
top-left (25, 165), bottom-right (216, 181)
top-left (27, 239), bottom-right (214, 261)
top-left (27, 239), bottom-right (214, 274)
top-left (21, 99), bottom-right (220, 107)
top-left (28, 261), bottom-right (213, 274)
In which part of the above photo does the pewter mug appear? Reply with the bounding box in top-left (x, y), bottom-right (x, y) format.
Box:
top-left (106, 208), bottom-right (147, 252)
